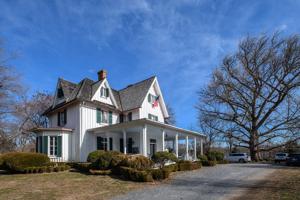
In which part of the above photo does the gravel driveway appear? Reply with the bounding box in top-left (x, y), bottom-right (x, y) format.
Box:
top-left (113, 163), bottom-right (280, 200)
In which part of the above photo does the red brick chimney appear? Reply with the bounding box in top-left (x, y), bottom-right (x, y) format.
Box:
top-left (98, 69), bottom-right (107, 81)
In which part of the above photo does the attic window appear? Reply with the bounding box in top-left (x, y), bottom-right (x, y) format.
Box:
top-left (100, 87), bottom-right (109, 98)
top-left (57, 88), bottom-right (64, 98)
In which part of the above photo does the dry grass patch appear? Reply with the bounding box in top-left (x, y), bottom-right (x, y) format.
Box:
top-left (0, 171), bottom-right (147, 200)
top-left (235, 167), bottom-right (300, 200)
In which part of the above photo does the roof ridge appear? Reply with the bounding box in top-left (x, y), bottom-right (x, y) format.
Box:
top-left (118, 75), bottom-right (156, 91)
top-left (59, 77), bottom-right (77, 85)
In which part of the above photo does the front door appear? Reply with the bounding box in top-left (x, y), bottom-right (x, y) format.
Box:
top-left (150, 139), bottom-right (156, 157)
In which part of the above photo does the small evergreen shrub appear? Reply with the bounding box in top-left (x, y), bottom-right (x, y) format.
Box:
top-left (1, 152), bottom-right (50, 172)
top-left (73, 162), bottom-right (91, 172)
top-left (198, 155), bottom-right (208, 162)
top-left (163, 164), bottom-right (178, 172)
top-left (151, 151), bottom-right (178, 168)
top-left (217, 160), bottom-right (229, 164)
top-left (120, 155), bottom-right (153, 170)
top-left (178, 160), bottom-right (201, 171)
top-left (119, 166), bottom-right (153, 182)
top-left (202, 160), bottom-right (217, 166)
top-left (87, 150), bottom-right (123, 170)
top-left (89, 169), bottom-right (112, 175)
top-left (206, 151), bottom-right (224, 161)
top-left (150, 168), bottom-right (164, 180)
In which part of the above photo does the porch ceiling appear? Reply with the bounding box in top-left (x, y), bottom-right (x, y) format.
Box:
top-left (87, 118), bottom-right (206, 138)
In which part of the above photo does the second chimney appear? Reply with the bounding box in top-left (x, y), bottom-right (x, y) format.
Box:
top-left (98, 69), bottom-right (107, 81)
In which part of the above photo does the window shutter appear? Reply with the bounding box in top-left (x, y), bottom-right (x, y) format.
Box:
top-left (106, 88), bottom-right (109, 97)
top-left (148, 94), bottom-right (151, 102)
top-left (97, 137), bottom-right (103, 150)
top-left (109, 111), bottom-right (113, 124)
top-left (64, 110), bottom-right (67, 125)
top-left (43, 136), bottom-right (48, 155)
top-left (39, 136), bottom-right (43, 153)
top-left (57, 112), bottom-right (61, 126)
top-left (96, 108), bottom-right (101, 123)
top-left (57, 136), bottom-right (62, 157)
top-left (36, 137), bottom-right (39, 153)
top-left (109, 138), bottom-right (113, 150)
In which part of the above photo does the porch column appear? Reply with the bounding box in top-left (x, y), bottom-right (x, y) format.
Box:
top-left (194, 137), bottom-right (197, 160)
top-left (162, 129), bottom-right (165, 151)
top-left (142, 125), bottom-right (147, 157)
top-left (185, 135), bottom-right (189, 160)
top-left (175, 133), bottom-right (178, 158)
top-left (122, 129), bottom-right (127, 154)
top-left (200, 138), bottom-right (203, 155)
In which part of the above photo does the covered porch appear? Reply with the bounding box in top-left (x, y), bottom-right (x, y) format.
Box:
top-left (87, 118), bottom-right (205, 160)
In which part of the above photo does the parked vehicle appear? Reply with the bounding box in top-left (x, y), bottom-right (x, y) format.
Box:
top-left (286, 154), bottom-right (300, 166)
top-left (226, 153), bottom-right (251, 163)
top-left (274, 153), bottom-right (289, 163)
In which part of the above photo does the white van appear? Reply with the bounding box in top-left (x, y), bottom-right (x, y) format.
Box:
top-left (226, 153), bottom-right (251, 163)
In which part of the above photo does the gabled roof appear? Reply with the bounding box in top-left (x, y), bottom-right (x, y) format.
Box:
top-left (46, 76), bottom-right (156, 114)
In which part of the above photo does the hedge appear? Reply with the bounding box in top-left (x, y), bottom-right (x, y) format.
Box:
top-left (89, 169), bottom-right (112, 175)
top-left (163, 164), bottom-right (178, 172)
top-left (71, 162), bottom-right (91, 172)
top-left (178, 161), bottom-right (201, 171)
top-left (87, 150), bottom-right (124, 170)
top-left (119, 167), bottom-right (153, 182)
top-left (202, 160), bottom-right (217, 166)
top-left (206, 151), bottom-right (224, 161)
top-left (120, 155), bottom-right (153, 170)
top-left (217, 160), bottom-right (229, 164)
top-left (151, 151), bottom-right (178, 168)
top-left (1, 152), bottom-right (50, 172)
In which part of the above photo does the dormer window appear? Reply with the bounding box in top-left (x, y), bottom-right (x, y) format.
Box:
top-left (100, 87), bottom-right (109, 98)
top-left (57, 88), bottom-right (64, 99)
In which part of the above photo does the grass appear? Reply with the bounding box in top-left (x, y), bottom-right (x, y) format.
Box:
top-left (235, 167), bottom-right (300, 200)
top-left (0, 171), bottom-right (148, 200)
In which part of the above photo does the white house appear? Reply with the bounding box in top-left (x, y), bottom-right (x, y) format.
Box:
top-left (33, 70), bottom-right (205, 162)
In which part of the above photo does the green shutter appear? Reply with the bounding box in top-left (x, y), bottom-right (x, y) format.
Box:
top-left (39, 136), bottom-right (43, 153)
top-left (97, 108), bottom-right (101, 123)
top-left (148, 94), bottom-right (151, 102)
top-left (43, 136), bottom-right (48, 155)
top-left (57, 136), bottom-right (62, 157)
top-left (109, 111), bottom-right (113, 125)
top-left (36, 137), bottom-right (39, 153)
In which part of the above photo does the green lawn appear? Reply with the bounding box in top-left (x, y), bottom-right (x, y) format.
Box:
top-left (0, 171), bottom-right (147, 200)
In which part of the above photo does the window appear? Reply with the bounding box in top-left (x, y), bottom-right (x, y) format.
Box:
top-left (57, 88), bottom-right (64, 98)
top-left (97, 137), bottom-right (108, 151)
top-left (148, 93), bottom-right (157, 104)
top-left (100, 87), bottom-right (109, 98)
top-left (109, 138), bottom-right (113, 150)
top-left (57, 110), bottom-right (67, 126)
top-left (128, 112), bottom-right (132, 121)
top-left (109, 111), bottom-right (113, 125)
top-left (148, 114), bottom-right (158, 121)
top-left (96, 109), bottom-right (110, 124)
top-left (49, 136), bottom-right (58, 156)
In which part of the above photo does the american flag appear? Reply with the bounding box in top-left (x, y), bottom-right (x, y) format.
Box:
top-left (152, 95), bottom-right (160, 108)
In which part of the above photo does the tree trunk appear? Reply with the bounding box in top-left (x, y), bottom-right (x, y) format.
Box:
top-left (249, 133), bottom-right (258, 161)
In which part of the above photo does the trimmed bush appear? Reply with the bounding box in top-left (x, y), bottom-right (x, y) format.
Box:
top-left (206, 151), bottom-right (224, 161)
top-left (0, 155), bottom-right (4, 170)
top-left (72, 162), bottom-right (91, 172)
top-left (120, 155), bottom-right (153, 170)
top-left (89, 169), bottom-right (112, 175)
top-left (178, 161), bottom-right (201, 171)
top-left (151, 151), bottom-right (178, 168)
top-left (1, 152), bottom-right (50, 172)
top-left (217, 160), bottom-right (229, 164)
top-left (202, 160), bottom-right (217, 166)
top-left (87, 150), bottom-right (123, 170)
top-left (198, 155), bottom-right (208, 162)
top-left (151, 168), bottom-right (164, 180)
top-left (119, 166), bottom-right (153, 182)
top-left (163, 164), bottom-right (178, 172)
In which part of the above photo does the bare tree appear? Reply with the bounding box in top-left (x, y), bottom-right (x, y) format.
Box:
top-left (165, 104), bottom-right (176, 125)
top-left (197, 34), bottom-right (300, 161)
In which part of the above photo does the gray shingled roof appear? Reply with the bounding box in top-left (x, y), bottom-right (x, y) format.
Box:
top-left (47, 76), bottom-right (155, 113)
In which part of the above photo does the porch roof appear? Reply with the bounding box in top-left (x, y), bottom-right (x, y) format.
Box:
top-left (88, 118), bottom-right (206, 138)
top-left (31, 127), bottom-right (73, 133)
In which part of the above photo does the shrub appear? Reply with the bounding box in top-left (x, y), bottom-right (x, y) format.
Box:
top-left (119, 166), bottom-right (153, 182)
top-left (178, 160), bottom-right (201, 171)
top-left (87, 150), bottom-right (123, 170)
top-left (72, 162), bottom-right (91, 172)
top-left (0, 155), bottom-right (4, 170)
top-left (206, 151), bottom-right (224, 161)
top-left (198, 155), bottom-right (208, 162)
top-left (89, 169), bottom-right (112, 175)
top-left (202, 160), bottom-right (217, 166)
top-left (1, 152), bottom-right (50, 172)
top-left (163, 164), bottom-right (178, 172)
top-left (217, 160), bottom-right (229, 164)
top-left (151, 151), bottom-right (178, 168)
top-left (151, 168), bottom-right (164, 180)
top-left (120, 155), bottom-right (153, 170)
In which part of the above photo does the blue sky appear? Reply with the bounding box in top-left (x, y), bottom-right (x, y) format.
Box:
top-left (1, 0), bottom-right (300, 129)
